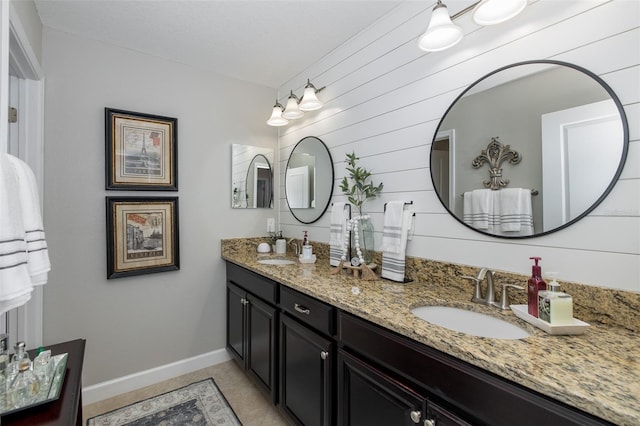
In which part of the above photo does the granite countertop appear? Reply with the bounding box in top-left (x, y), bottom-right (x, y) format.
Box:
top-left (222, 241), bottom-right (640, 426)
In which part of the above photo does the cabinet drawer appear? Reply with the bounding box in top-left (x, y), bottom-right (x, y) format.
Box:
top-left (226, 262), bottom-right (277, 304)
top-left (280, 286), bottom-right (335, 336)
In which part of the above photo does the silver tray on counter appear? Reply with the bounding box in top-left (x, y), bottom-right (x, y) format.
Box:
top-left (0, 352), bottom-right (69, 416)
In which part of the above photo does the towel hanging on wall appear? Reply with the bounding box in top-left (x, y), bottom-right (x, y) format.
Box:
top-left (329, 202), bottom-right (350, 267)
top-left (381, 203), bottom-right (415, 283)
top-left (0, 153), bottom-right (50, 314)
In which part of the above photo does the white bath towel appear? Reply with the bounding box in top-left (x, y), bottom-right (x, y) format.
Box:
top-left (382, 201), bottom-right (404, 254)
top-left (7, 155), bottom-right (51, 284)
top-left (381, 206), bottom-right (414, 282)
top-left (0, 153), bottom-right (50, 314)
top-left (463, 189), bottom-right (492, 230)
top-left (329, 202), bottom-right (349, 267)
top-left (494, 188), bottom-right (533, 235)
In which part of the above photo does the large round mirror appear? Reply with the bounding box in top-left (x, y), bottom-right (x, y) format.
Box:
top-left (285, 136), bottom-right (334, 224)
top-left (431, 60), bottom-right (628, 238)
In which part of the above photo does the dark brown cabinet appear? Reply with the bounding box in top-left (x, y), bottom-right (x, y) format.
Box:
top-left (337, 349), bottom-right (427, 426)
top-left (226, 263), bottom-right (278, 404)
top-left (280, 313), bottom-right (333, 426)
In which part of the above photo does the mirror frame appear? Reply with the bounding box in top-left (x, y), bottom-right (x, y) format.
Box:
top-left (285, 136), bottom-right (334, 224)
top-left (431, 60), bottom-right (629, 239)
top-left (245, 154), bottom-right (273, 208)
top-left (231, 144), bottom-right (274, 209)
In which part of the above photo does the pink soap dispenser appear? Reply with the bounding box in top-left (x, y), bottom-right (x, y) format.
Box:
top-left (527, 257), bottom-right (547, 317)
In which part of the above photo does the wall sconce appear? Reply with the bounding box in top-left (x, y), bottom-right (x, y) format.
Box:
top-left (266, 99), bottom-right (289, 127)
top-left (266, 79), bottom-right (325, 127)
top-left (418, 0), bottom-right (528, 52)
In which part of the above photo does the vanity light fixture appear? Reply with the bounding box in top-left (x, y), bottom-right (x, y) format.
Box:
top-left (298, 79), bottom-right (325, 112)
top-left (418, 1), bottom-right (463, 52)
top-left (282, 90), bottom-right (304, 120)
top-left (266, 99), bottom-right (289, 127)
top-left (418, 0), bottom-right (528, 52)
top-left (266, 79), bottom-right (326, 127)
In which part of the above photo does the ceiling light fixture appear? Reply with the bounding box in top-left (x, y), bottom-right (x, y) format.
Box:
top-left (266, 79), bottom-right (326, 127)
top-left (418, 0), bottom-right (527, 52)
top-left (266, 100), bottom-right (289, 127)
top-left (282, 91), bottom-right (304, 120)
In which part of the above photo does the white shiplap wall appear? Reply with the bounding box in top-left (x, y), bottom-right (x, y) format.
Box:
top-left (277, 0), bottom-right (640, 292)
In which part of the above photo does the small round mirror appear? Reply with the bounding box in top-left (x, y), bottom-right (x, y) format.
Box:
top-left (285, 136), bottom-right (334, 224)
top-left (431, 60), bottom-right (628, 238)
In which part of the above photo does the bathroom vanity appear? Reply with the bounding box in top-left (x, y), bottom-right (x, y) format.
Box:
top-left (223, 239), bottom-right (638, 426)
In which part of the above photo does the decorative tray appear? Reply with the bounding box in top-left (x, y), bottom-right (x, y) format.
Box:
top-left (0, 352), bottom-right (69, 416)
top-left (510, 305), bottom-right (590, 335)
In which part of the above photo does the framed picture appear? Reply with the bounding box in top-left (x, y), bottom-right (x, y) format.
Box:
top-left (106, 197), bottom-right (180, 279)
top-left (105, 108), bottom-right (178, 190)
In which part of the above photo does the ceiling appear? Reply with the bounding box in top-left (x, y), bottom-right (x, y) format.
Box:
top-left (34, 0), bottom-right (406, 89)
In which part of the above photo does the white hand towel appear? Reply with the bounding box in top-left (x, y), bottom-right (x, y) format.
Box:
top-left (382, 201), bottom-right (404, 254)
top-left (7, 155), bottom-right (51, 284)
top-left (463, 189), bottom-right (492, 230)
top-left (0, 153), bottom-right (34, 314)
top-left (329, 202), bottom-right (349, 267)
top-left (381, 206), bottom-right (414, 282)
top-left (495, 188), bottom-right (533, 235)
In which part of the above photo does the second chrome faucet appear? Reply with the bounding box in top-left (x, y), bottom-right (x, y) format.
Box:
top-left (463, 268), bottom-right (523, 310)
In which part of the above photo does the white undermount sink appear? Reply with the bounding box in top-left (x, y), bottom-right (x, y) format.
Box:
top-left (410, 306), bottom-right (530, 340)
top-left (257, 259), bottom-right (296, 265)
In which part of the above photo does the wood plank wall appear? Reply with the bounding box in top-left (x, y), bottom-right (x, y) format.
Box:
top-left (276, 0), bottom-right (639, 291)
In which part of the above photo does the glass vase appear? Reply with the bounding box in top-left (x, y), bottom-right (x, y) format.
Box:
top-left (351, 216), bottom-right (374, 266)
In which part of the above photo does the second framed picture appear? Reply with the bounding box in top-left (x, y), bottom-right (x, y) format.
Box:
top-left (105, 108), bottom-right (178, 190)
top-left (106, 197), bottom-right (180, 279)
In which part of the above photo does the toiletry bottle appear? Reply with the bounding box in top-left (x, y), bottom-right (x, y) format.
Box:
top-left (538, 272), bottom-right (573, 324)
top-left (302, 231), bottom-right (308, 246)
top-left (527, 257), bottom-right (546, 317)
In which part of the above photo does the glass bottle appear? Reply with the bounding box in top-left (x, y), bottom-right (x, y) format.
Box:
top-left (0, 339), bottom-right (8, 410)
top-left (6, 341), bottom-right (29, 386)
top-left (7, 358), bottom-right (40, 408)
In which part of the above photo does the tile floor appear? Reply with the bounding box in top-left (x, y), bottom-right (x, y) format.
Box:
top-left (82, 360), bottom-right (290, 425)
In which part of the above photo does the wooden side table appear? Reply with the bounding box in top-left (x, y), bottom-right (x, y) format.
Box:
top-left (2, 339), bottom-right (86, 426)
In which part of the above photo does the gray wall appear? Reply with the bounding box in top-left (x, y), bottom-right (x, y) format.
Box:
top-left (41, 28), bottom-right (277, 386)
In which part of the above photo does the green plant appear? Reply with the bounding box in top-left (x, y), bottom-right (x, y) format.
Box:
top-left (339, 151), bottom-right (383, 216)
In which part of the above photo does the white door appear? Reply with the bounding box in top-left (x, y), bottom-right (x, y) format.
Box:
top-left (541, 100), bottom-right (623, 231)
top-left (286, 166), bottom-right (310, 208)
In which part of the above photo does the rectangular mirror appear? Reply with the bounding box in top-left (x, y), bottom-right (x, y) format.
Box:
top-left (231, 144), bottom-right (274, 208)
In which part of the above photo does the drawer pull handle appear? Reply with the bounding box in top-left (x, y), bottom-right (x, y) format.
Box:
top-left (410, 410), bottom-right (421, 423)
top-left (294, 303), bottom-right (310, 315)
top-left (320, 351), bottom-right (329, 360)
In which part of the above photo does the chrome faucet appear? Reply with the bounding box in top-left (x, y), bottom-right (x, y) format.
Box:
top-left (463, 268), bottom-right (524, 310)
top-left (288, 238), bottom-right (301, 256)
top-left (462, 268), bottom-right (500, 309)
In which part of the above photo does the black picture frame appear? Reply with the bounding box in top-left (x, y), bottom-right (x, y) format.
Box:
top-left (105, 108), bottom-right (178, 191)
top-left (106, 197), bottom-right (180, 279)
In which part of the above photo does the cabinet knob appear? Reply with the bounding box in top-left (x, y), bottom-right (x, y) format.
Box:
top-left (240, 298), bottom-right (248, 305)
top-left (424, 419), bottom-right (436, 426)
top-left (410, 410), bottom-right (421, 423)
top-left (320, 351), bottom-right (329, 360)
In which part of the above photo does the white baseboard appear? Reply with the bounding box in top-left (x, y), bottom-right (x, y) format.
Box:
top-left (82, 348), bottom-right (232, 405)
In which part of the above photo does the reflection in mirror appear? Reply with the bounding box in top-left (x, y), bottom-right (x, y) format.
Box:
top-left (285, 136), bottom-right (334, 224)
top-left (431, 60), bottom-right (628, 238)
top-left (231, 144), bottom-right (274, 208)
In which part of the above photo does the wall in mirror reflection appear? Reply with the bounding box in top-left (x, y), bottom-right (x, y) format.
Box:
top-left (231, 144), bottom-right (274, 209)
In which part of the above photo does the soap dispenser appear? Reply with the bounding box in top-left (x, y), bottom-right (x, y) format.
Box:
top-left (527, 257), bottom-right (546, 317)
top-left (538, 272), bottom-right (573, 324)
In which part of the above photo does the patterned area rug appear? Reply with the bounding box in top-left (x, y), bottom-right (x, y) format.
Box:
top-left (87, 378), bottom-right (242, 425)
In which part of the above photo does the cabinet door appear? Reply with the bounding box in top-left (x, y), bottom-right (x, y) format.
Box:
top-left (226, 282), bottom-right (246, 366)
top-left (280, 314), bottom-right (333, 426)
top-left (246, 293), bottom-right (278, 404)
top-left (337, 349), bottom-right (427, 426)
